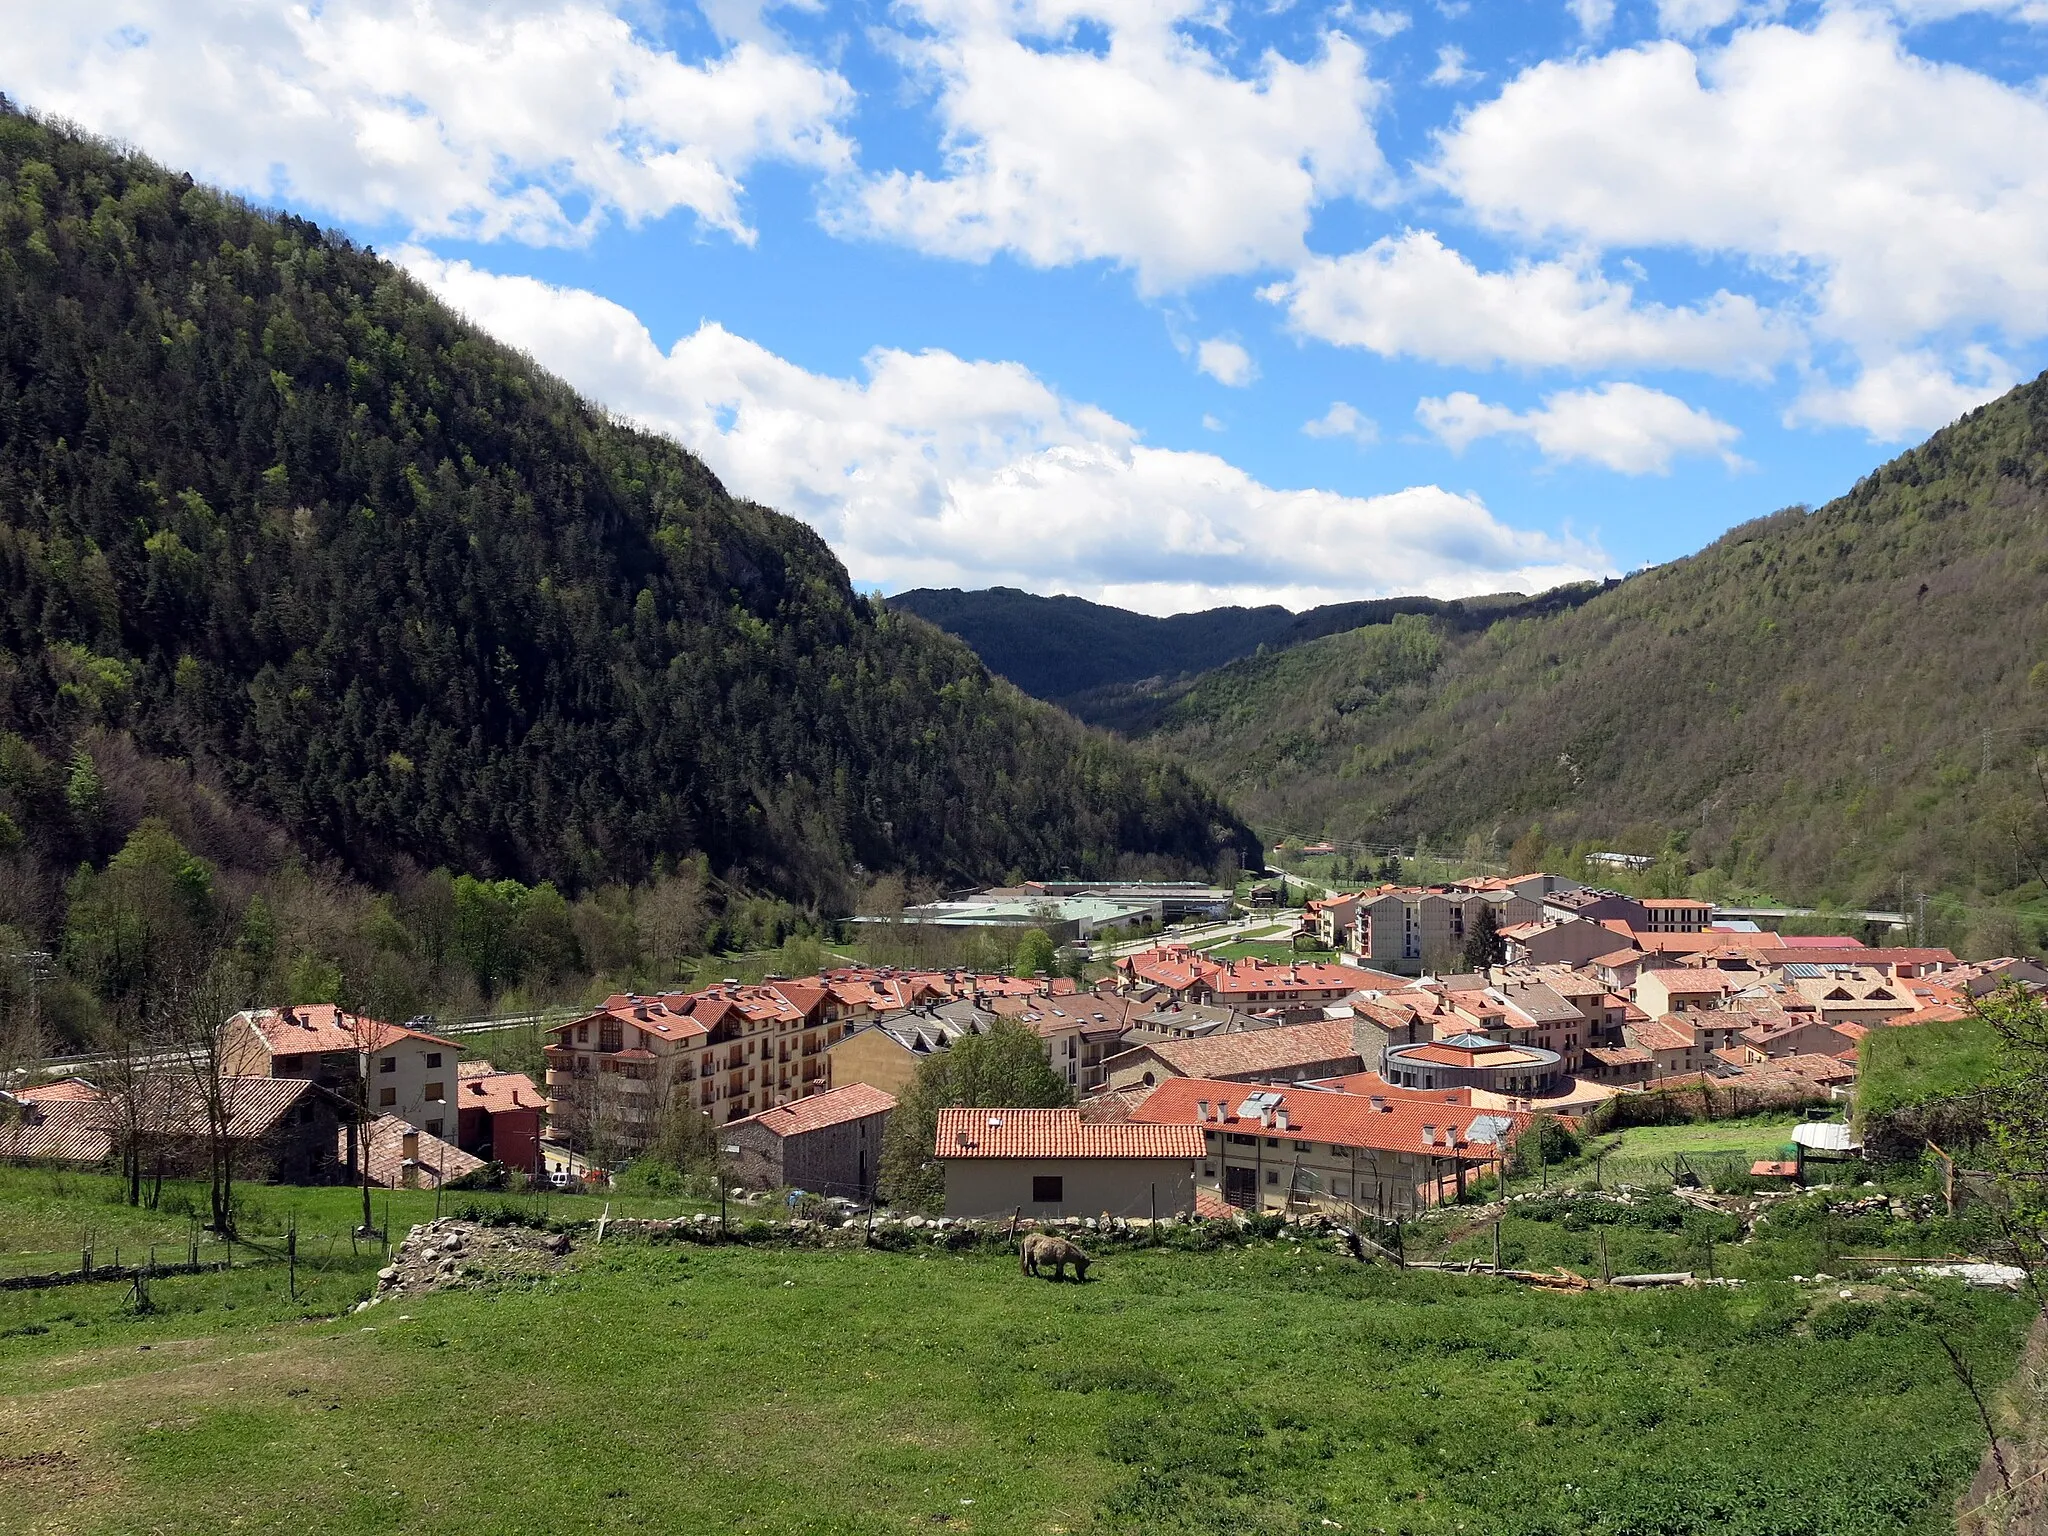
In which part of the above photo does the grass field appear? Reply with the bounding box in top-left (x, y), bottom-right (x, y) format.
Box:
top-left (1201, 941), bottom-right (1337, 963)
top-left (0, 1222), bottom-right (2029, 1536)
top-left (0, 1168), bottom-right (709, 1280)
top-left (1858, 1017), bottom-right (2004, 1120)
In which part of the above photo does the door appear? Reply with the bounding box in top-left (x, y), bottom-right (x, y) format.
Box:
top-left (1224, 1165), bottom-right (1258, 1208)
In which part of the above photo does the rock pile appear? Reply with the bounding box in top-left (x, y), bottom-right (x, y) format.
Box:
top-left (356, 1219), bottom-right (571, 1310)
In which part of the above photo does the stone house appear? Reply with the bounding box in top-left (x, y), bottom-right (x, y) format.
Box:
top-left (724, 1082), bottom-right (897, 1200)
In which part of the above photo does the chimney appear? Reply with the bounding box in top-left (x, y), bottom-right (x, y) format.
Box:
top-left (1275, 1107), bottom-right (1290, 1131)
top-left (1196, 1098), bottom-right (1211, 1122)
top-left (401, 1130), bottom-right (420, 1161)
top-left (1369, 1095), bottom-right (1387, 1113)
top-left (1421, 1124), bottom-right (1436, 1146)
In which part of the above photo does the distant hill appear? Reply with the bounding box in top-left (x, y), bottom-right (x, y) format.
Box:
top-left (1127, 377), bottom-right (2048, 930)
top-left (0, 105), bottom-right (1251, 936)
top-left (888, 584), bottom-right (1608, 726)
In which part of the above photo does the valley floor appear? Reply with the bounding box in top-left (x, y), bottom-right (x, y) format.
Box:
top-left (0, 1192), bottom-right (2033, 1535)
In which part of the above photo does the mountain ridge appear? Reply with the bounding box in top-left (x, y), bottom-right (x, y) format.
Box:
top-left (0, 104), bottom-right (1252, 945)
top-left (888, 581), bottom-right (1612, 728)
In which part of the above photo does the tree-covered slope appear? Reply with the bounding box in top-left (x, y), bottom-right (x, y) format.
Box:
top-left (0, 105), bottom-right (1249, 921)
top-left (1138, 378), bottom-right (2048, 913)
top-left (889, 582), bottom-right (1607, 724)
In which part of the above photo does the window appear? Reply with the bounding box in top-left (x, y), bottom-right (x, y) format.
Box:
top-left (378, 1057), bottom-right (396, 1074)
top-left (425, 1052), bottom-right (442, 1068)
top-left (426, 1119), bottom-right (443, 1136)
top-left (1266, 1137), bottom-right (1279, 1148)
top-left (1032, 1175), bottom-right (1063, 1202)
top-left (1265, 1169), bottom-right (1280, 1185)
top-left (1292, 1140), bottom-right (1311, 1152)
top-left (577, 1024), bottom-right (590, 1043)
top-left (378, 1086), bottom-right (396, 1106)
top-left (425, 1081), bottom-right (445, 1102)
top-left (1333, 1178), bottom-right (1350, 1198)
top-left (1203, 1164), bottom-right (1216, 1177)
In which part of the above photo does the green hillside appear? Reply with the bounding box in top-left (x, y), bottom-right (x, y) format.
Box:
top-left (0, 107), bottom-right (1248, 973)
top-left (889, 582), bottom-right (1608, 725)
top-left (1133, 379), bottom-right (2048, 934)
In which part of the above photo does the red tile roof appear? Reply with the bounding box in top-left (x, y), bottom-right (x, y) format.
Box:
top-left (1132, 1078), bottom-right (1525, 1159)
top-left (14, 1079), bottom-right (100, 1102)
top-left (1117, 1021), bottom-right (1361, 1081)
top-left (346, 1115), bottom-right (485, 1188)
top-left (237, 1004), bottom-right (465, 1056)
top-left (935, 1107), bottom-right (1205, 1160)
top-left (731, 1083), bottom-right (897, 1137)
top-left (458, 1072), bottom-right (544, 1115)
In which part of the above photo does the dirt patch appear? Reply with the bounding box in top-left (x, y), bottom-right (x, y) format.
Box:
top-left (359, 1219), bottom-right (570, 1309)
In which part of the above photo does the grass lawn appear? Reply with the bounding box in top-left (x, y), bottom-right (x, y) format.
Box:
top-left (1858, 1017), bottom-right (2004, 1120)
top-left (1594, 1117), bottom-right (1814, 1161)
top-left (0, 1210), bottom-right (2032, 1535)
top-left (1201, 941), bottom-right (1336, 963)
top-left (0, 1168), bottom-right (708, 1278)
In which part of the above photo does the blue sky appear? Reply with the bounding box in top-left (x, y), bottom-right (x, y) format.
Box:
top-left (8, 0), bottom-right (2048, 611)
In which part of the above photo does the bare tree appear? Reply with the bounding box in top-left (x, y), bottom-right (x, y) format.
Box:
top-left (93, 999), bottom-right (183, 1207)
top-left (166, 957), bottom-right (254, 1237)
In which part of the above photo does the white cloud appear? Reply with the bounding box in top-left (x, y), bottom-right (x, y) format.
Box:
top-left (1303, 401), bottom-right (1380, 445)
top-left (0, 0), bottom-right (852, 245)
top-left (404, 251), bottom-right (1608, 611)
top-left (1417, 382), bottom-right (1743, 473)
top-left (1202, 412), bottom-right (1227, 431)
top-left (1568, 0), bottom-right (1616, 35)
top-left (1876, 0), bottom-right (2048, 20)
top-left (1263, 229), bottom-right (1790, 373)
top-left (1433, 12), bottom-right (2048, 356)
top-left (1427, 45), bottom-right (1477, 85)
top-left (1353, 8), bottom-right (1413, 37)
top-left (1196, 337), bottom-right (1259, 385)
top-left (832, 0), bottom-right (1384, 289)
top-left (1786, 347), bottom-right (2016, 441)
top-left (1655, 0), bottom-right (1745, 37)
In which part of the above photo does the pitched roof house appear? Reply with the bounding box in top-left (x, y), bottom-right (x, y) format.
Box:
top-left (934, 1107), bottom-right (1204, 1219)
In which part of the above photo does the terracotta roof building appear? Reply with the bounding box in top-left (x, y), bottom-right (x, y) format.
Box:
top-left (1132, 1078), bottom-right (1525, 1216)
top-left (934, 1107), bottom-right (1204, 1219)
top-left (726, 1082), bottom-right (897, 1200)
top-left (1100, 1020), bottom-right (1363, 1094)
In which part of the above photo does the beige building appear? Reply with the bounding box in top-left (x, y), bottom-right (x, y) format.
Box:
top-left (1634, 969), bottom-right (1736, 1017)
top-left (935, 1108), bottom-right (1203, 1219)
top-left (222, 1005), bottom-right (464, 1140)
top-left (1349, 875), bottom-right (1566, 974)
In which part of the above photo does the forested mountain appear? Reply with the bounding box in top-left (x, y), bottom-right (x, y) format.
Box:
top-left (0, 104), bottom-right (1250, 1038)
top-left (1128, 378), bottom-right (2048, 936)
top-left (890, 583), bottom-right (1608, 727)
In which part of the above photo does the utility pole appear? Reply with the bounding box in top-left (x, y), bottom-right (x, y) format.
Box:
top-left (1916, 892), bottom-right (1928, 948)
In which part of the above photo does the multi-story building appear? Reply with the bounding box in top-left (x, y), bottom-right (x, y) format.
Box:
top-left (1348, 875), bottom-right (1573, 974)
top-left (221, 1005), bottom-right (465, 1140)
top-left (546, 968), bottom-right (1094, 1156)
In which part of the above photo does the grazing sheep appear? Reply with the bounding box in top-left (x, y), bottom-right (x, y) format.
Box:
top-left (1020, 1232), bottom-right (1092, 1282)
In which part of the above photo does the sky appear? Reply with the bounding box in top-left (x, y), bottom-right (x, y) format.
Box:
top-left (6, 0), bottom-right (2048, 614)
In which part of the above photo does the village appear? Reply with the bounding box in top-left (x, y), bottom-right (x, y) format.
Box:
top-left (6, 869), bottom-right (2028, 1237)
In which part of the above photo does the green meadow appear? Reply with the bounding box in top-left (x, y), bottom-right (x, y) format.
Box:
top-left (0, 1191), bottom-right (2030, 1536)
